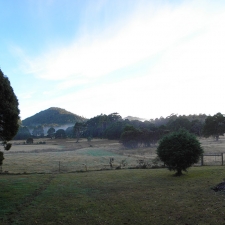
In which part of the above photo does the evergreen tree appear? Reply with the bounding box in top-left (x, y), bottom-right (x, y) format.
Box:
top-left (0, 69), bottom-right (20, 165)
top-left (157, 129), bottom-right (203, 176)
top-left (47, 127), bottom-right (55, 139)
top-left (203, 113), bottom-right (225, 141)
top-left (14, 126), bottom-right (31, 140)
top-left (55, 129), bottom-right (66, 139)
top-left (74, 122), bottom-right (85, 142)
top-left (120, 125), bottom-right (141, 148)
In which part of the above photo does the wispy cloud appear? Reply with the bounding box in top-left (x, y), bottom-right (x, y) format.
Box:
top-left (20, 1), bottom-right (213, 83)
top-left (18, 91), bottom-right (36, 100)
top-left (15, 0), bottom-right (225, 119)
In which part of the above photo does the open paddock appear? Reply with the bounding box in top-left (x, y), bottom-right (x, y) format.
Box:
top-left (2, 139), bottom-right (155, 173)
top-left (1, 137), bottom-right (225, 174)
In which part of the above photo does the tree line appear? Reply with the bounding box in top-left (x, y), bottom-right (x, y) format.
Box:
top-left (14, 112), bottom-right (225, 148)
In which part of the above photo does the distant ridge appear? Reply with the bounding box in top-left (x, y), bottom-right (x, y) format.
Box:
top-left (22, 107), bottom-right (87, 127)
top-left (124, 116), bottom-right (146, 122)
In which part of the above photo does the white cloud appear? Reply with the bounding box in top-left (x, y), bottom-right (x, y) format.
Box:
top-left (151, 9), bottom-right (225, 83)
top-left (21, 1), bottom-right (210, 81)
top-left (18, 91), bottom-right (36, 100)
top-left (56, 77), bottom-right (89, 91)
top-left (18, 0), bottom-right (225, 119)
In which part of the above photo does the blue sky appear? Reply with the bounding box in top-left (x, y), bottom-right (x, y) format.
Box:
top-left (1, 0), bottom-right (225, 120)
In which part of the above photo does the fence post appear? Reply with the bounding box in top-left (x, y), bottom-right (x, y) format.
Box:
top-left (59, 161), bottom-right (60, 173)
top-left (201, 155), bottom-right (204, 166)
top-left (222, 153), bottom-right (224, 166)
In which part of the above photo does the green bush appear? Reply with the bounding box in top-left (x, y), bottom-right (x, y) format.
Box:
top-left (120, 125), bottom-right (141, 148)
top-left (26, 138), bottom-right (34, 144)
top-left (157, 129), bottom-right (203, 176)
top-left (0, 152), bottom-right (4, 166)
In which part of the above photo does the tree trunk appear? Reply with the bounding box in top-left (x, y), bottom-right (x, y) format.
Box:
top-left (176, 168), bottom-right (183, 176)
top-left (76, 129), bottom-right (80, 143)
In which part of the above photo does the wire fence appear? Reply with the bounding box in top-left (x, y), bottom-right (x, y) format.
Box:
top-left (200, 153), bottom-right (224, 166)
top-left (0, 155), bottom-right (156, 174)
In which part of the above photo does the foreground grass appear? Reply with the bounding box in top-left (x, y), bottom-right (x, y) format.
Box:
top-left (1, 167), bottom-right (225, 224)
top-left (0, 174), bottom-right (53, 223)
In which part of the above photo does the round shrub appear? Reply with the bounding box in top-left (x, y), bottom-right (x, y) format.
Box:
top-left (157, 129), bottom-right (203, 176)
top-left (26, 138), bottom-right (34, 144)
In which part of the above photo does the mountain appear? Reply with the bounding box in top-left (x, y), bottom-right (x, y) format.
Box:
top-left (124, 116), bottom-right (146, 122)
top-left (22, 107), bottom-right (87, 127)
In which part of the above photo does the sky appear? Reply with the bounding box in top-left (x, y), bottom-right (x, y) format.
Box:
top-left (1, 0), bottom-right (225, 121)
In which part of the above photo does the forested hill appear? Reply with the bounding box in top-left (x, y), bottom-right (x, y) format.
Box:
top-left (22, 107), bottom-right (87, 126)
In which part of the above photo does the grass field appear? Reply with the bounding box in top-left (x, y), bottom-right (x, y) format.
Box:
top-left (1, 166), bottom-right (225, 224)
top-left (2, 139), bottom-right (156, 173)
top-left (1, 137), bottom-right (225, 174)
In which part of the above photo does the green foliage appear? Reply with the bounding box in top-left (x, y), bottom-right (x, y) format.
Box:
top-left (47, 127), bottom-right (55, 138)
top-left (32, 125), bottom-right (44, 137)
top-left (167, 117), bottom-right (191, 132)
top-left (190, 119), bottom-right (204, 137)
top-left (4, 142), bottom-right (12, 150)
top-left (104, 121), bottom-right (125, 140)
top-left (14, 126), bottom-right (31, 140)
top-left (148, 114), bottom-right (206, 138)
top-left (0, 69), bottom-right (20, 165)
top-left (203, 112), bottom-right (225, 140)
top-left (26, 138), bottom-right (34, 144)
top-left (55, 129), bottom-right (66, 139)
top-left (65, 126), bottom-right (73, 138)
top-left (83, 114), bottom-right (108, 138)
top-left (150, 114), bottom-right (207, 128)
top-left (74, 122), bottom-right (85, 142)
top-left (0, 69), bottom-right (20, 141)
top-left (120, 125), bottom-right (141, 148)
top-left (120, 124), bottom-right (169, 148)
top-left (83, 113), bottom-right (122, 138)
top-left (102, 113), bottom-right (206, 144)
top-left (157, 129), bottom-right (203, 175)
top-left (0, 151), bottom-right (4, 166)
